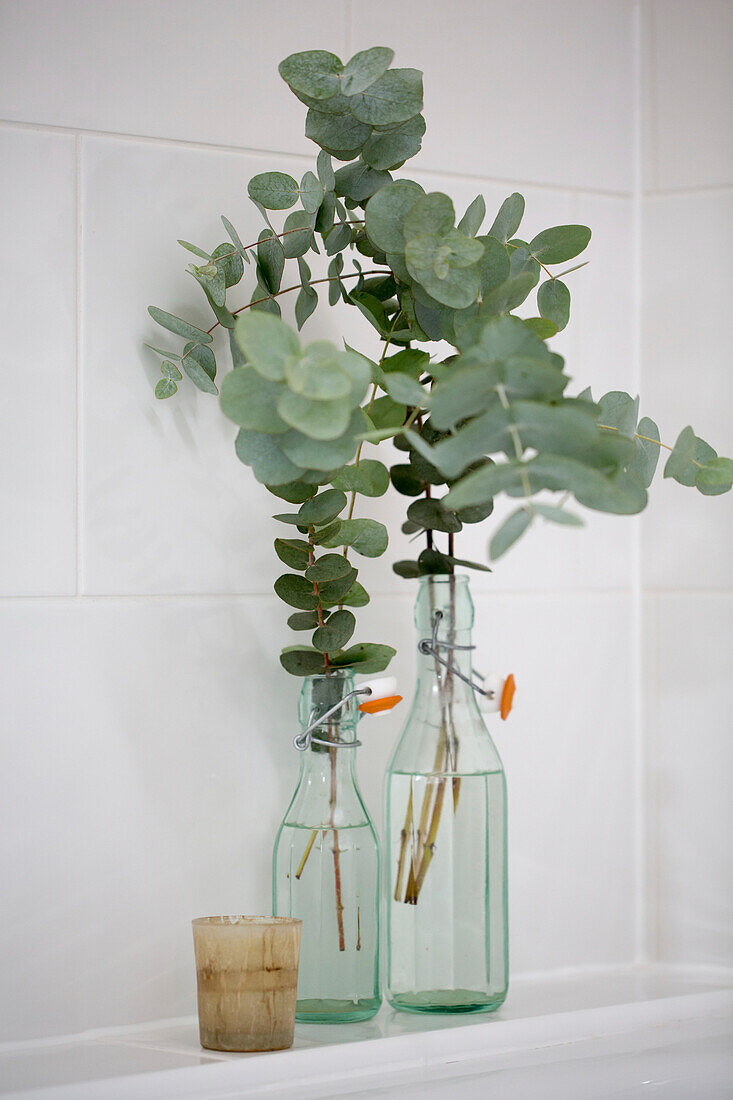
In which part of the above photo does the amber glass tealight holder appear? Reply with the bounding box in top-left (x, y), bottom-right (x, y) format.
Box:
top-left (192, 915), bottom-right (302, 1052)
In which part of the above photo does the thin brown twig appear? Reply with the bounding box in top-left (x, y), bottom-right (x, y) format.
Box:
top-left (205, 269), bottom-right (386, 336)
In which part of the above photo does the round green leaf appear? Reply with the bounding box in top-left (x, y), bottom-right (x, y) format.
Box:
top-left (274, 573), bottom-right (319, 610)
top-left (695, 456), bottom-right (733, 496)
top-left (331, 460), bottom-right (390, 496)
top-left (334, 160), bottom-right (392, 202)
top-left (277, 390), bottom-right (351, 440)
top-left (287, 611), bottom-right (322, 631)
top-left (407, 498), bottom-right (461, 533)
top-left (298, 488), bottom-right (348, 526)
top-left (234, 429), bottom-right (303, 486)
top-left (155, 378), bottom-right (177, 399)
top-left (340, 46), bottom-right (394, 95)
top-left (278, 50), bottom-right (343, 100)
top-left (282, 210), bottom-right (315, 258)
top-left (281, 427), bottom-right (359, 470)
top-left (330, 642), bottom-right (396, 674)
top-left (312, 609), bottom-right (356, 653)
top-left (350, 68), bottom-right (423, 125)
top-left (235, 312), bottom-right (300, 381)
top-left (403, 192), bottom-right (455, 240)
top-left (319, 518), bottom-right (388, 557)
top-left (267, 480), bottom-right (318, 504)
top-left (664, 425), bottom-right (716, 487)
top-left (365, 179), bottom-right (424, 253)
top-left (248, 171), bottom-right (301, 210)
top-left (305, 110), bottom-right (372, 160)
top-left (161, 361), bottom-right (182, 381)
top-left (318, 567), bottom-right (359, 605)
top-left (390, 463), bottom-right (424, 496)
top-left (274, 538), bottom-right (311, 570)
top-left (529, 225), bottom-right (592, 265)
top-left (340, 581), bottom-right (370, 607)
top-left (362, 114), bottom-right (425, 170)
top-left (220, 367), bottom-right (288, 433)
top-left (211, 242), bottom-right (244, 287)
top-left (286, 346), bottom-right (352, 400)
top-left (280, 646), bottom-right (328, 676)
top-left (392, 560), bottom-right (421, 578)
top-left (305, 553), bottom-right (353, 583)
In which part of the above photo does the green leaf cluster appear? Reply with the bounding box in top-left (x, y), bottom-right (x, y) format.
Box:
top-left (145, 41), bottom-right (731, 675)
top-left (271, 487), bottom-right (393, 676)
top-left (220, 312), bottom-right (373, 485)
top-left (279, 47), bottom-right (425, 169)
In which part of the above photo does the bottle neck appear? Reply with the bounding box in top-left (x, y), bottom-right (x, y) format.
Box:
top-left (414, 575), bottom-right (478, 705)
top-left (296, 669), bottom-right (360, 783)
top-left (299, 721), bottom-right (359, 780)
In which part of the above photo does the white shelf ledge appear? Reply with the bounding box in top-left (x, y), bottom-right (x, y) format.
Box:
top-left (1, 966), bottom-right (731, 1099)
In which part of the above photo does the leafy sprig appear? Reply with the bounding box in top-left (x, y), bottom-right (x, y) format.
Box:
top-left (146, 45), bottom-right (731, 671)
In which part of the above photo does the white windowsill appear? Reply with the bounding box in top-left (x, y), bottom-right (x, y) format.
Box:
top-left (1, 966), bottom-right (731, 1099)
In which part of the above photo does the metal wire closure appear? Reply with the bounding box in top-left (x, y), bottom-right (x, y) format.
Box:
top-left (293, 688), bottom-right (373, 752)
top-left (418, 610), bottom-right (495, 699)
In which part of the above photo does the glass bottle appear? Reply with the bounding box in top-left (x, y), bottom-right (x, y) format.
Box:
top-left (273, 668), bottom-right (381, 1022)
top-left (385, 575), bottom-right (508, 1013)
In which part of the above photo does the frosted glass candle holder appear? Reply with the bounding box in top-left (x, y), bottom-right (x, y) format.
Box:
top-left (192, 916), bottom-right (302, 1052)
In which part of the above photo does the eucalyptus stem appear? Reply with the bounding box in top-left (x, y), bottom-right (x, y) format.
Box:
top-left (205, 269), bottom-right (387, 337)
top-left (597, 424), bottom-right (705, 468)
top-left (298, 523), bottom-right (346, 951)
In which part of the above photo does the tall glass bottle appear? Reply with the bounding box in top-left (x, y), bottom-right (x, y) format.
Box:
top-left (273, 669), bottom-right (381, 1022)
top-left (385, 575), bottom-right (508, 1014)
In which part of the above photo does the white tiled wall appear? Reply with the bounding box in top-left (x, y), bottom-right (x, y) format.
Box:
top-left (0, 0), bottom-right (729, 1044)
top-left (641, 0), bottom-right (733, 969)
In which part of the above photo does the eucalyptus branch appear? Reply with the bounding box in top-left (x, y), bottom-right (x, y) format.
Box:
top-left (205, 269), bottom-right (388, 337)
top-left (598, 423), bottom-right (703, 467)
top-left (204, 218), bottom-right (366, 268)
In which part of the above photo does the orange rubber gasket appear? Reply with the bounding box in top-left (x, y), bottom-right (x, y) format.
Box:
top-left (358, 694), bottom-right (403, 714)
top-left (500, 674), bottom-right (516, 720)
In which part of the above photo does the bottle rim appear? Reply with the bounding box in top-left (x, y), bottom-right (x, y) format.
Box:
top-left (417, 573), bottom-right (470, 586)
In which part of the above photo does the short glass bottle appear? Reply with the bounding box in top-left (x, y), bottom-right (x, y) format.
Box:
top-left (385, 575), bottom-right (508, 1014)
top-left (273, 669), bottom-right (381, 1023)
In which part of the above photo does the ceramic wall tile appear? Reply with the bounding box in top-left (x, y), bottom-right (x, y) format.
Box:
top-left (80, 135), bottom-right (393, 597)
top-left (0, 597), bottom-right (295, 1040)
top-left (0, 0), bottom-right (347, 157)
top-left (349, 0), bottom-right (636, 193)
top-left (646, 593), bottom-right (733, 967)
top-left (479, 593), bottom-right (637, 971)
top-left (0, 128), bottom-right (77, 594)
top-left (643, 1), bottom-right (733, 191)
top-left (641, 192), bottom-right (733, 591)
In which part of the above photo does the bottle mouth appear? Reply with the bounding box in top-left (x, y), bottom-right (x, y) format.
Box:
top-left (305, 668), bottom-right (355, 683)
top-left (417, 574), bottom-right (469, 586)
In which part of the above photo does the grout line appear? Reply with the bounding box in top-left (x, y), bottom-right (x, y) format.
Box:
top-left (643, 184), bottom-right (733, 198)
top-left (649, 593), bottom-right (661, 963)
top-left (344, 0), bottom-right (353, 57)
top-left (644, 0), bottom-right (659, 193)
top-left (75, 135), bottom-right (84, 597)
top-left (0, 117), bottom-right (632, 199)
top-left (631, 0), bottom-right (647, 968)
top-left (0, 588), bottom-right (640, 606)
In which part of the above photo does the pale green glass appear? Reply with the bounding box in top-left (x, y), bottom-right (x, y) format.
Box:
top-left (273, 669), bottom-right (381, 1023)
top-left (385, 576), bottom-right (508, 1013)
